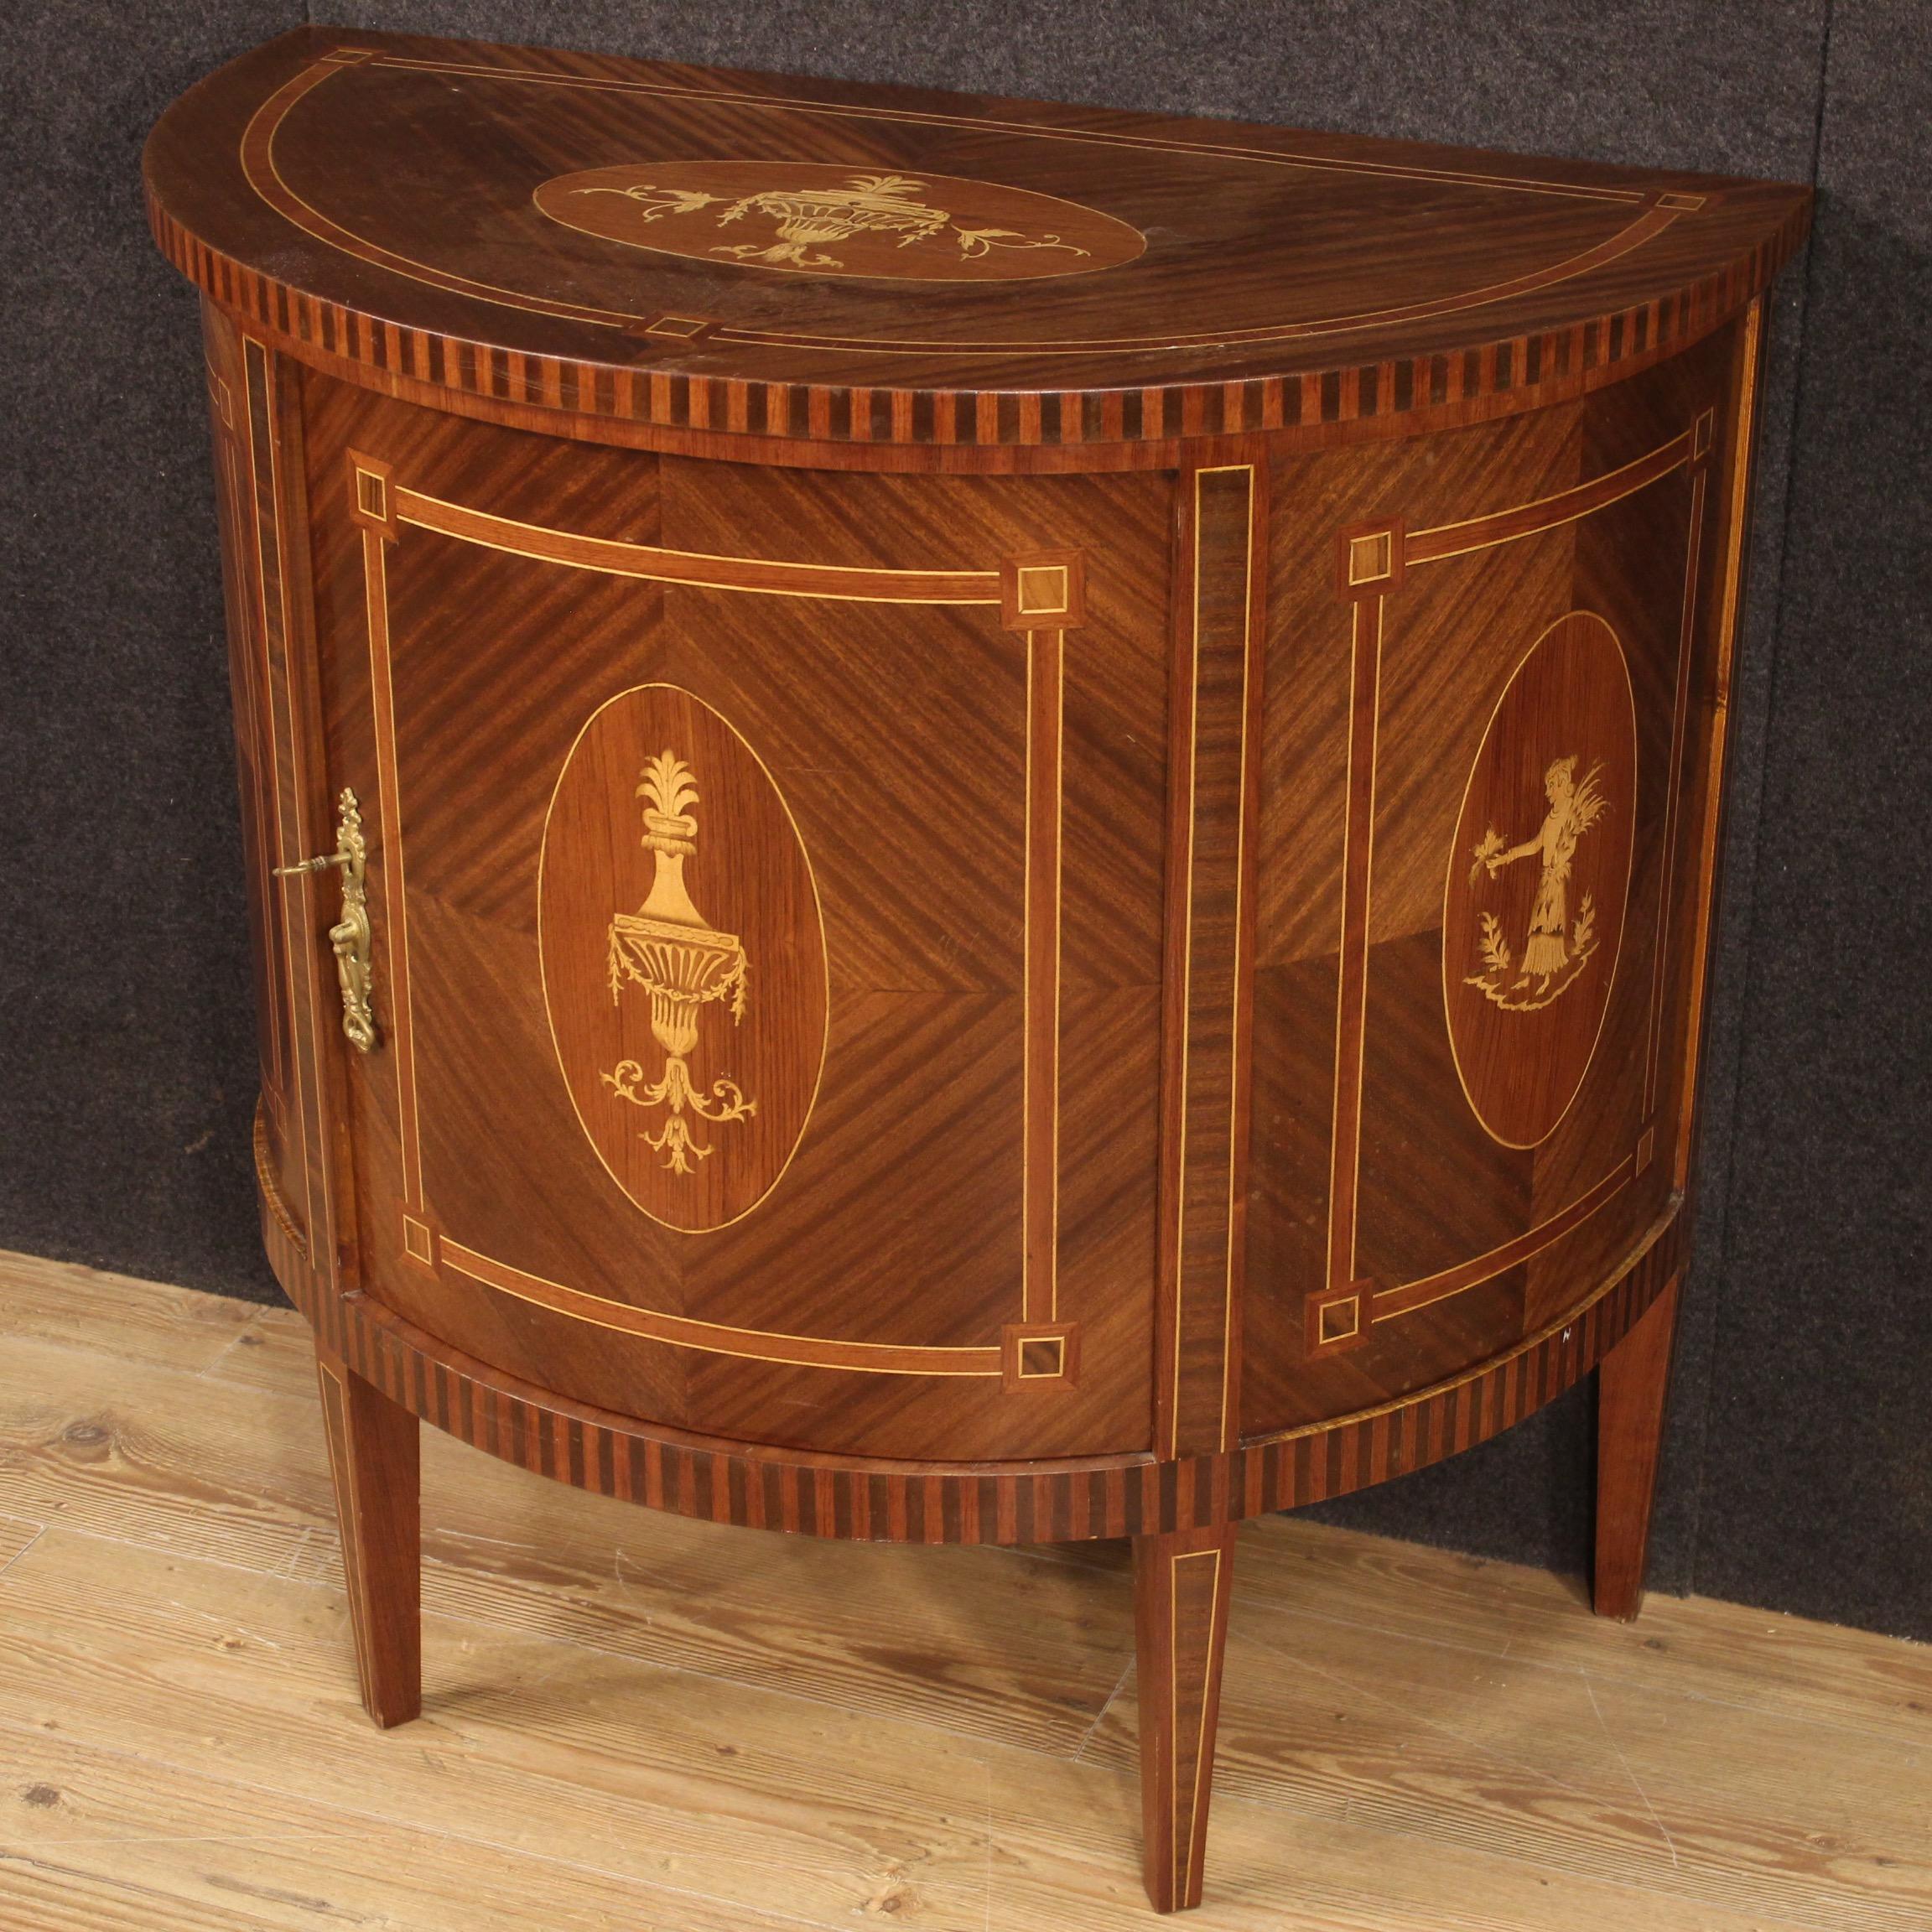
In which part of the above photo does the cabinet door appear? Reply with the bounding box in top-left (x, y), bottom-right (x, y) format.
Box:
top-left (302, 374), bottom-right (1167, 1461)
top-left (1244, 317), bottom-right (1756, 1433)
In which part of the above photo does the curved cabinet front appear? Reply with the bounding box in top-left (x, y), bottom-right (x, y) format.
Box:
top-left (153, 30), bottom-right (1806, 1908)
top-left (226, 314), bottom-right (1758, 1473)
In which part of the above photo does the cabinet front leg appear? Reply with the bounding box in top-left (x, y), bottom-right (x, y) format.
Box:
top-left (1593, 1275), bottom-right (1681, 1621)
top-left (1133, 1522), bottom-right (1239, 1912)
top-left (314, 1347), bottom-right (421, 1726)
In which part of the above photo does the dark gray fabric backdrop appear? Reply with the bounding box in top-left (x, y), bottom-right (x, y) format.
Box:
top-left (5, 2), bottom-right (1927, 1637)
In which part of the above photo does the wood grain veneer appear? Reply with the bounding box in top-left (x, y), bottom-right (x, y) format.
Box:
top-left (150, 29), bottom-right (1808, 1911)
top-left (313, 1346), bottom-right (421, 1727)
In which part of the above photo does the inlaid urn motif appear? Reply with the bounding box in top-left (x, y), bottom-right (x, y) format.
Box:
top-left (539, 683), bottom-right (827, 1233)
top-left (602, 751), bottom-right (756, 1175)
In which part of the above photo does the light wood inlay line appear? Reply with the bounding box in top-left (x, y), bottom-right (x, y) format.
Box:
top-left (210, 358), bottom-right (293, 1108)
top-left (1172, 1543), bottom-right (1225, 1895)
top-left (1325, 592), bottom-right (1384, 1301)
top-left (715, 205), bottom-right (1690, 358)
top-left (1023, 627), bottom-right (1065, 1327)
top-left (358, 523), bottom-right (421, 1211)
top-left (1673, 300), bottom-right (1764, 1189)
top-left (1165, 464), bottom-right (1261, 1457)
top-left (314, 1360), bottom-right (375, 1714)
top-left (240, 60), bottom-right (631, 334)
top-left (1221, 477), bottom-right (1265, 1451)
top-left (441, 1239), bottom-right (1006, 1375)
top-left (395, 489), bottom-right (1005, 604)
top-left (240, 340), bottom-right (304, 1231)
top-left (1643, 463), bottom-right (1710, 1120)
top-left (1405, 423), bottom-right (1696, 565)
top-left (1712, 312), bottom-right (1763, 684)
top-left (1372, 1154), bottom-right (1638, 1322)
top-left (367, 52), bottom-right (1652, 205)
top-left (1161, 498), bottom-right (1203, 1457)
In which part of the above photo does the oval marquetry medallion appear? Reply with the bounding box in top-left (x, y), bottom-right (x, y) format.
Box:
top-left (1442, 611), bottom-right (1638, 1150)
top-left (539, 685), bottom-right (827, 1233)
top-left (532, 160), bottom-right (1146, 282)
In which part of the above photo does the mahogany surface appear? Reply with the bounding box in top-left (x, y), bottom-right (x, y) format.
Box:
top-left (1134, 1523), bottom-right (1240, 1912)
top-left (314, 1346), bottom-right (422, 1727)
top-left (150, 27), bottom-right (1809, 1912)
top-left (1593, 1272), bottom-right (1682, 1622)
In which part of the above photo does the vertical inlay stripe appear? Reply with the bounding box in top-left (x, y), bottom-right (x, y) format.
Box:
top-left (1326, 594), bottom-right (1384, 1297)
top-left (1023, 627), bottom-right (1065, 1324)
top-left (1673, 304), bottom-right (1764, 1186)
top-left (1165, 465), bottom-right (1262, 1456)
top-left (1643, 463), bottom-right (1710, 1119)
top-left (361, 527), bottom-right (423, 1209)
top-left (1171, 1543), bottom-right (1225, 1895)
top-left (315, 1360), bottom-right (375, 1713)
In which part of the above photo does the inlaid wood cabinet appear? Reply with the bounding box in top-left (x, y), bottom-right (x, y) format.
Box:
top-left (148, 29), bottom-right (1809, 1910)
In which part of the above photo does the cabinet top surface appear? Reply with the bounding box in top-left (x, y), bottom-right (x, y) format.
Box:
top-left (148, 28), bottom-right (1810, 449)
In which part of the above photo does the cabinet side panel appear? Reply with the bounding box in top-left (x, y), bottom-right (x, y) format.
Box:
top-left (200, 300), bottom-right (322, 1268)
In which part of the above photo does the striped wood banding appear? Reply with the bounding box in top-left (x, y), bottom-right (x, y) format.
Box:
top-left (147, 132), bottom-right (1806, 460)
top-left (260, 1103), bottom-right (1680, 1544)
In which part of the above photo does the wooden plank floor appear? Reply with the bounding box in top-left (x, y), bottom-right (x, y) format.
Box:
top-left (0, 1249), bottom-right (1927, 1930)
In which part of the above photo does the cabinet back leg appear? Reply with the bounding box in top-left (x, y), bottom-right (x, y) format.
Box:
top-left (1593, 1275), bottom-right (1681, 1621)
top-left (315, 1348), bottom-right (422, 1727)
top-left (1133, 1523), bottom-right (1239, 1912)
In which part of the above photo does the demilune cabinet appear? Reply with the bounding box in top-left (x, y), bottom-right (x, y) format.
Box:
top-left (147, 28), bottom-right (1809, 1910)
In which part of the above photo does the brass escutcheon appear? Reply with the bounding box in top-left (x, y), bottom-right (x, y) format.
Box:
top-left (275, 788), bottom-right (378, 1053)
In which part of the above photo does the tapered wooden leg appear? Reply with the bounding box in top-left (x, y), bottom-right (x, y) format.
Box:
top-left (314, 1347), bottom-right (421, 1727)
top-left (1593, 1275), bottom-right (1681, 1621)
top-left (1133, 1522), bottom-right (1238, 1912)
